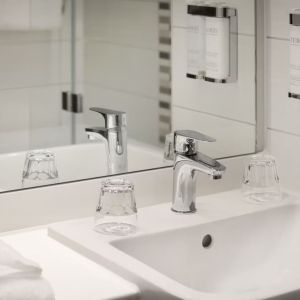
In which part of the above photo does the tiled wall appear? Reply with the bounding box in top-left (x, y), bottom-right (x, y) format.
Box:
top-left (0, 0), bottom-right (84, 154)
top-left (265, 0), bottom-right (300, 192)
top-left (171, 0), bottom-right (256, 158)
top-left (0, 0), bottom-right (161, 153)
top-left (83, 0), bottom-right (161, 146)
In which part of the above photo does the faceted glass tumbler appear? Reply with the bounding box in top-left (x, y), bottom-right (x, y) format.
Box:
top-left (22, 150), bottom-right (59, 188)
top-left (94, 178), bottom-right (137, 236)
top-left (242, 154), bottom-right (281, 203)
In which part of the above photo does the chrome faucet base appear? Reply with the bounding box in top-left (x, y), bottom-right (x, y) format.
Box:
top-left (165, 130), bottom-right (226, 214)
top-left (86, 107), bottom-right (128, 175)
top-left (171, 207), bottom-right (196, 214)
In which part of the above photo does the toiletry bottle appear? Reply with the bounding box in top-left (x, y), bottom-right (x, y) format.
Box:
top-left (186, 0), bottom-right (206, 79)
top-left (205, 3), bottom-right (230, 81)
top-left (289, 9), bottom-right (300, 97)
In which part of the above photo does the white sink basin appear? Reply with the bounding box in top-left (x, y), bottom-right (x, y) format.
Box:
top-left (113, 204), bottom-right (300, 299)
top-left (48, 190), bottom-right (300, 300)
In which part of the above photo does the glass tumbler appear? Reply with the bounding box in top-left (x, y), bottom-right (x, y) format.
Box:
top-left (94, 179), bottom-right (137, 236)
top-left (22, 150), bottom-right (59, 188)
top-left (242, 154), bottom-right (281, 203)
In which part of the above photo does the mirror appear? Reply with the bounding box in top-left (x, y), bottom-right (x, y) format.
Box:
top-left (0, 0), bottom-right (260, 192)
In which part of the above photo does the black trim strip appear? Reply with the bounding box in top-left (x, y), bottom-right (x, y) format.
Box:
top-left (186, 73), bottom-right (197, 79)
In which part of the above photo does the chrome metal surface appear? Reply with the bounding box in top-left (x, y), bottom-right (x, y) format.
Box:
top-left (290, 9), bottom-right (300, 26)
top-left (62, 92), bottom-right (83, 113)
top-left (187, 5), bottom-right (236, 18)
top-left (289, 92), bottom-right (300, 99)
top-left (89, 107), bottom-right (127, 129)
top-left (167, 130), bottom-right (226, 213)
top-left (86, 108), bottom-right (127, 174)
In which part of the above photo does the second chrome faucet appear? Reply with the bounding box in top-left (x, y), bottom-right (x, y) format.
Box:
top-left (165, 130), bottom-right (226, 213)
top-left (85, 107), bottom-right (128, 174)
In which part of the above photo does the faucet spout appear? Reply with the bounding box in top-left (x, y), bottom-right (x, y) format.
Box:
top-left (165, 130), bottom-right (226, 213)
top-left (86, 127), bottom-right (108, 141)
top-left (85, 108), bottom-right (127, 174)
top-left (172, 153), bottom-right (225, 213)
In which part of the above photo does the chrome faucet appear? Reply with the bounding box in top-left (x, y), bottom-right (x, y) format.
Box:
top-left (85, 107), bottom-right (127, 174)
top-left (165, 130), bottom-right (226, 213)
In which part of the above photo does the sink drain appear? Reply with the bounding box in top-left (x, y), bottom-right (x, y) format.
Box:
top-left (202, 234), bottom-right (213, 248)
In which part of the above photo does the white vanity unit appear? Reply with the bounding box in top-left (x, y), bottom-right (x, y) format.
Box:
top-left (0, 229), bottom-right (139, 300)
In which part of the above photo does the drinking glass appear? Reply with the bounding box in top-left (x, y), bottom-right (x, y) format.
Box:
top-left (242, 154), bottom-right (281, 203)
top-left (22, 150), bottom-right (59, 188)
top-left (94, 178), bottom-right (137, 236)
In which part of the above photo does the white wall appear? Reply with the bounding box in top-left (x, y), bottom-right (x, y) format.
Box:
top-left (0, 0), bottom-right (84, 153)
top-left (83, 0), bottom-right (160, 146)
top-left (265, 0), bottom-right (300, 192)
top-left (171, 0), bottom-right (256, 158)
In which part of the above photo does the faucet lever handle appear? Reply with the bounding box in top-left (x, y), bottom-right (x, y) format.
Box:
top-left (164, 133), bottom-right (175, 161)
top-left (174, 130), bottom-right (216, 155)
top-left (175, 130), bottom-right (216, 143)
top-left (90, 107), bottom-right (127, 129)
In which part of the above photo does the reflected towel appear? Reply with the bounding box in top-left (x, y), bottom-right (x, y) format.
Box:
top-left (0, 240), bottom-right (55, 300)
top-left (0, 239), bottom-right (40, 273)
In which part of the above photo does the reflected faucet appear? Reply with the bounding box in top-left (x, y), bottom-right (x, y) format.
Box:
top-left (85, 107), bottom-right (127, 174)
top-left (165, 130), bottom-right (226, 213)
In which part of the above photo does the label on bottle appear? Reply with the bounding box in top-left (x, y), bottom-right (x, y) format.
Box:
top-left (289, 24), bottom-right (300, 95)
top-left (186, 13), bottom-right (205, 77)
top-left (205, 17), bottom-right (230, 80)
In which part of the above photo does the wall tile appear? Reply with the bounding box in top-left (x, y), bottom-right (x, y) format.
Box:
top-left (0, 0), bottom-right (84, 155)
top-left (29, 126), bottom-right (71, 149)
top-left (85, 0), bottom-right (158, 49)
top-left (0, 0), bottom-right (30, 30)
top-left (173, 106), bottom-right (255, 158)
top-left (85, 40), bottom-right (159, 100)
top-left (267, 129), bottom-right (300, 193)
top-left (0, 89), bottom-right (30, 153)
top-left (28, 85), bottom-right (63, 129)
top-left (266, 0), bottom-right (300, 39)
top-left (0, 89), bottom-right (29, 132)
top-left (0, 41), bottom-right (67, 89)
top-left (30, 0), bottom-right (63, 30)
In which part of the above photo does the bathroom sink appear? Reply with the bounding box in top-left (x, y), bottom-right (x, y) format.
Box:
top-left (48, 190), bottom-right (300, 300)
top-left (112, 204), bottom-right (300, 299)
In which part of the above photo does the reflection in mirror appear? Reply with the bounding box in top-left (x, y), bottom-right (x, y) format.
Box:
top-left (0, 0), bottom-right (259, 192)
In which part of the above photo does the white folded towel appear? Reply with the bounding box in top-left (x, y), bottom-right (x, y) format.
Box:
top-left (0, 240), bottom-right (55, 300)
top-left (0, 277), bottom-right (54, 300)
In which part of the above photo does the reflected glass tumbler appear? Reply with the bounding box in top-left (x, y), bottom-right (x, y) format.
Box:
top-left (94, 179), bottom-right (137, 236)
top-left (242, 154), bottom-right (281, 203)
top-left (22, 150), bottom-right (59, 188)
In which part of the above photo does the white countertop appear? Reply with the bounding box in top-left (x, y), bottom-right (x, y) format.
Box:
top-left (47, 189), bottom-right (300, 300)
top-left (0, 228), bottom-right (139, 300)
